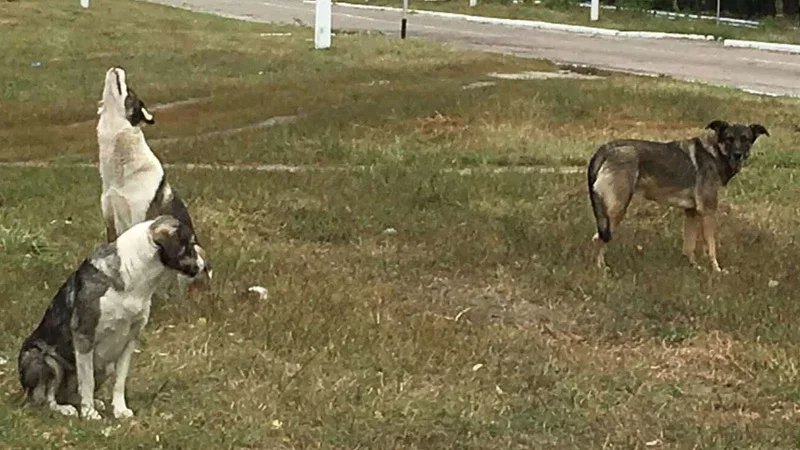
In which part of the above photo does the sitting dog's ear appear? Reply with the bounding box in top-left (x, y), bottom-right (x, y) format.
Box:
top-left (750, 124), bottom-right (769, 141)
top-left (705, 120), bottom-right (730, 135)
top-left (149, 216), bottom-right (180, 244)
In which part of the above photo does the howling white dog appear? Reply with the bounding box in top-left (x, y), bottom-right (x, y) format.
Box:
top-left (96, 67), bottom-right (211, 297)
top-left (96, 66), bottom-right (157, 242)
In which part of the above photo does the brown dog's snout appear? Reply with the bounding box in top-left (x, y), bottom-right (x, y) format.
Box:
top-left (732, 148), bottom-right (750, 162)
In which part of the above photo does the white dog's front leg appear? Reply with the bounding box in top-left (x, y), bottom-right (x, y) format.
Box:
top-left (111, 341), bottom-right (136, 419)
top-left (75, 350), bottom-right (102, 420)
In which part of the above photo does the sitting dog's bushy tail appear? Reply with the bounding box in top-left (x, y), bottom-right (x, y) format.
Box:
top-left (18, 343), bottom-right (74, 404)
top-left (18, 345), bottom-right (55, 403)
top-left (587, 149), bottom-right (612, 242)
top-left (18, 274), bottom-right (78, 404)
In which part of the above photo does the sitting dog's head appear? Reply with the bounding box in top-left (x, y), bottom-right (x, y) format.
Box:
top-left (149, 216), bottom-right (204, 278)
top-left (98, 66), bottom-right (155, 127)
top-left (706, 120), bottom-right (769, 170)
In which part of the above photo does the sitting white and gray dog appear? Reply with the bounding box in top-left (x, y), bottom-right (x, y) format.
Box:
top-left (18, 216), bottom-right (205, 420)
top-left (96, 66), bottom-right (211, 296)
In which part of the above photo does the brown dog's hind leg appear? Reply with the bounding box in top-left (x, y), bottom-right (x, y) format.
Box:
top-left (592, 234), bottom-right (608, 270)
top-left (592, 234), bottom-right (606, 269)
top-left (701, 213), bottom-right (725, 273)
top-left (592, 202), bottom-right (628, 271)
top-left (589, 164), bottom-right (636, 271)
top-left (682, 209), bottom-right (701, 268)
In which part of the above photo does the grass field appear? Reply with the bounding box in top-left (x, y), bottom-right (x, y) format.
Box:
top-left (5, 0), bottom-right (800, 448)
top-left (347, 0), bottom-right (800, 44)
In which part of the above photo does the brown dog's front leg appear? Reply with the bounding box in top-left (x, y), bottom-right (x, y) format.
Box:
top-left (701, 213), bottom-right (724, 273)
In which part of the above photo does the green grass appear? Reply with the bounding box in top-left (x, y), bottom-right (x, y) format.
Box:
top-left (5, 0), bottom-right (800, 448)
top-left (347, 0), bottom-right (800, 44)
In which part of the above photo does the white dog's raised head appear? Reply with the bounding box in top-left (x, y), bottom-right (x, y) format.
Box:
top-left (98, 66), bottom-right (155, 126)
top-left (149, 216), bottom-right (203, 278)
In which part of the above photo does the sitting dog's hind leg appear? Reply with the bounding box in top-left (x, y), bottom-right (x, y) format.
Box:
top-left (42, 357), bottom-right (78, 417)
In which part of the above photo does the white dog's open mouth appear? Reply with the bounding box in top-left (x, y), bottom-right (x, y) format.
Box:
top-left (105, 66), bottom-right (127, 99)
top-left (114, 70), bottom-right (123, 96)
top-left (112, 67), bottom-right (126, 96)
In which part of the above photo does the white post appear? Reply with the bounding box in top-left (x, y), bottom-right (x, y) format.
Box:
top-left (80, 0), bottom-right (89, 7)
top-left (715, 0), bottom-right (720, 24)
top-left (315, 0), bottom-right (332, 49)
top-left (469, 0), bottom-right (477, 7)
top-left (590, 0), bottom-right (599, 21)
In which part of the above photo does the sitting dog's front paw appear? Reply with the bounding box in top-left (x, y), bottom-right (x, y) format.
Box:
top-left (81, 406), bottom-right (102, 420)
top-left (50, 403), bottom-right (78, 417)
top-left (113, 407), bottom-right (134, 420)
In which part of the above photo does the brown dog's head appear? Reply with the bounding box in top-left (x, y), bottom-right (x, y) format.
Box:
top-left (706, 120), bottom-right (769, 170)
top-left (149, 216), bottom-right (201, 278)
top-left (98, 66), bottom-right (155, 127)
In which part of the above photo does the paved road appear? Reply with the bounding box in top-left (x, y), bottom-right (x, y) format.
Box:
top-left (151, 0), bottom-right (800, 97)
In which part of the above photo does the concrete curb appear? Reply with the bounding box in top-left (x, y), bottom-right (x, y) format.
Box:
top-left (617, 30), bottom-right (713, 40)
top-left (723, 39), bottom-right (800, 54)
top-left (336, 2), bottom-right (800, 52)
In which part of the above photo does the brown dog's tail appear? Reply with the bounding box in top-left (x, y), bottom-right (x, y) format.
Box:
top-left (587, 148), bottom-right (612, 242)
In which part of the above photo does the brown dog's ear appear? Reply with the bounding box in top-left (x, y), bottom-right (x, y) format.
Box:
top-left (750, 124), bottom-right (769, 140)
top-left (705, 120), bottom-right (730, 135)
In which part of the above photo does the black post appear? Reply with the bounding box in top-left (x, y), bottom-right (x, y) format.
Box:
top-left (401, 18), bottom-right (407, 39)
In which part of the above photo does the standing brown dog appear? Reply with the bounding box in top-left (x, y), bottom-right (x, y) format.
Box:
top-left (587, 120), bottom-right (769, 272)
